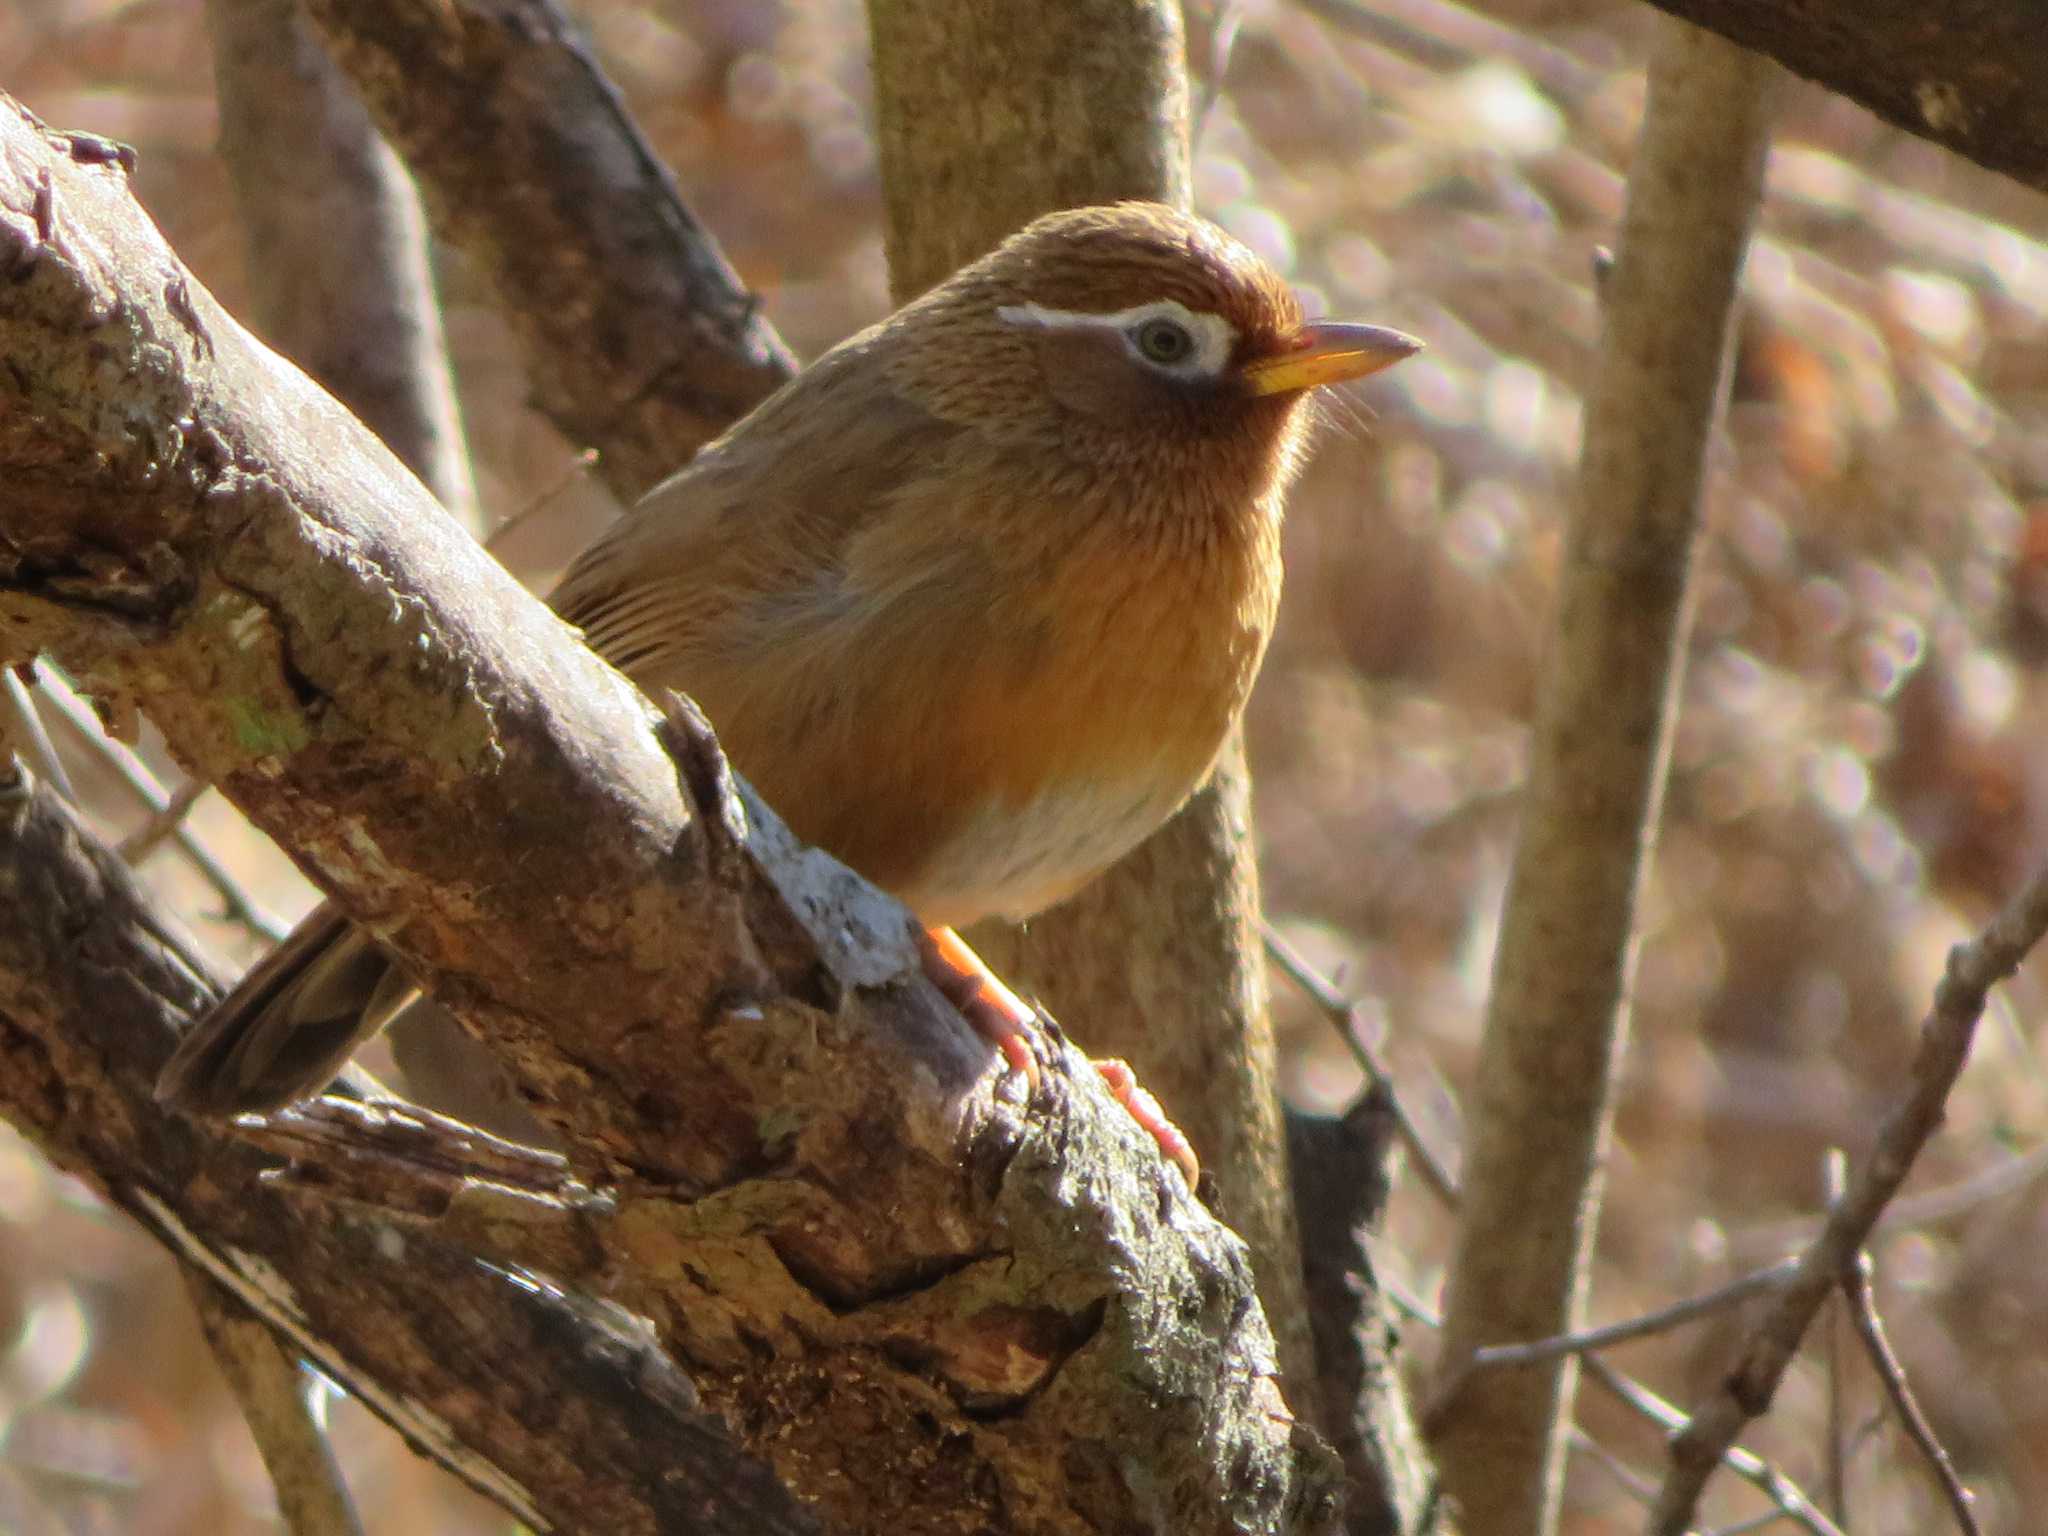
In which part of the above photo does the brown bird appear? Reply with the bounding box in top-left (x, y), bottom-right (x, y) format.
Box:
top-left (156, 202), bottom-right (1419, 1178)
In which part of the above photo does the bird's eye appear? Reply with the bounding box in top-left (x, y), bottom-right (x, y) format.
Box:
top-left (1131, 316), bottom-right (1196, 366)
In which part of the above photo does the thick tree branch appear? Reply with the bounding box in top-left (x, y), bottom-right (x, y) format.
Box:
top-left (298, 0), bottom-right (795, 501)
top-left (0, 766), bottom-right (818, 1535)
top-left (1634, 0), bottom-right (2048, 192)
top-left (0, 97), bottom-right (1336, 1534)
top-left (209, 0), bottom-right (478, 527)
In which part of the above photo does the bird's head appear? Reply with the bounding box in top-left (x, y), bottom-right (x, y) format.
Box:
top-left (890, 202), bottom-right (1419, 461)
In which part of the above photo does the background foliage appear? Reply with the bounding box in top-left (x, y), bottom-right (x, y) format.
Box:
top-left (5, 0), bottom-right (2047, 1530)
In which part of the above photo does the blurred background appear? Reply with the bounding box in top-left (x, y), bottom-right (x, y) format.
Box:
top-left (6, 0), bottom-right (2048, 1530)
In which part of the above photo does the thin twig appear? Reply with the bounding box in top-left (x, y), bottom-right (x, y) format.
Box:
top-left (1839, 1251), bottom-right (1982, 1535)
top-left (34, 672), bottom-right (289, 943)
top-left (118, 777), bottom-right (209, 860)
top-left (0, 664), bottom-right (78, 803)
top-left (1733, 1140), bottom-right (2048, 1261)
top-left (1393, 1282), bottom-right (1843, 1536)
top-left (1569, 1425), bottom-right (1660, 1508)
top-left (483, 447), bottom-right (600, 556)
top-left (1429, 1256), bottom-right (1800, 1424)
top-left (183, 1268), bottom-right (365, 1536)
top-left (1261, 920), bottom-right (1461, 1207)
top-left (1648, 858), bottom-right (2048, 1534)
top-left (1582, 1357), bottom-right (1847, 1536)
top-left (1820, 1152), bottom-right (1849, 1529)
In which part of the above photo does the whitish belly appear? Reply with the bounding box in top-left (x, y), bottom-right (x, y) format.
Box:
top-left (897, 774), bottom-right (1197, 928)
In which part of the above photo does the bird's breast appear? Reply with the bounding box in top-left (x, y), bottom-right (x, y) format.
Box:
top-left (876, 503), bottom-right (1283, 925)
top-left (670, 472), bottom-right (1285, 931)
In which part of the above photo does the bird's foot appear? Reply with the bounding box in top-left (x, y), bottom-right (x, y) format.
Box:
top-left (916, 925), bottom-right (1044, 1091)
top-left (914, 926), bottom-right (1199, 1186)
top-left (1092, 1058), bottom-right (1199, 1187)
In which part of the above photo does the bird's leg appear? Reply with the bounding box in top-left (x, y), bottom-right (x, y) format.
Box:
top-left (916, 926), bottom-right (1200, 1186)
top-left (917, 925), bottom-right (1043, 1090)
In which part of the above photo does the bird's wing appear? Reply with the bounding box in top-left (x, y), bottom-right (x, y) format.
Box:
top-left (547, 335), bottom-right (966, 688)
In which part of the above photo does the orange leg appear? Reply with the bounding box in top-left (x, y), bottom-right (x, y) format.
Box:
top-left (916, 926), bottom-right (1200, 1186)
top-left (916, 925), bottom-right (1041, 1090)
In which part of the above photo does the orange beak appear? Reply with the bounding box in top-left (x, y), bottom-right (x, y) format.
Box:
top-left (1240, 321), bottom-right (1423, 396)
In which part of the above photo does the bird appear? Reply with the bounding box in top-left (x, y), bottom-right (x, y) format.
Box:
top-left (155, 201), bottom-right (1420, 1181)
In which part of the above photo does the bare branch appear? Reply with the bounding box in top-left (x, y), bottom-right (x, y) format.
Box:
top-left (0, 665), bottom-right (74, 801)
top-left (1264, 920), bottom-right (1461, 1208)
top-left (1580, 1359), bottom-right (1846, 1536)
top-left (208, 0), bottom-right (476, 527)
top-left (117, 776), bottom-right (207, 859)
top-left (1839, 1251), bottom-right (1983, 1535)
top-left (1646, 860), bottom-right (2048, 1532)
top-left (300, 0), bottom-right (795, 500)
top-left (1395, 1272), bottom-right (1844, 1536)
top-left (1429, 1257), bottom-right (1801, 1421)
top-left (182, 1270), bottom-right (366, 1536)
top-left (1733, 1141), bottom-right (2048, 1261)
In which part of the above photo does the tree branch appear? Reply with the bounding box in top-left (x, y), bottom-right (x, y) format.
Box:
top-left (1647, 858), bottom-right (2048, 1533)
top-left (298, 0), bottom-right (796, 501)
top-left (0, 96), bottom-right (1336, 1534)
top-left (1632, 0), bottom-right (2048, 192)
top-left (181, 1269), bottom-right (366, 1536)
top-left (209, 0), bottom-right (477, 527)
top-left (0, 764), bottom-right (818, 1535)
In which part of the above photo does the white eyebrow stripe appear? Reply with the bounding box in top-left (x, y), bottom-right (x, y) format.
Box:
top-left (996, 297), bottom-right (1238, 377)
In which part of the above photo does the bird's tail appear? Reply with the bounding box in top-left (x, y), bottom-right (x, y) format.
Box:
top-left (155, 902), bottom-right (418, 1115)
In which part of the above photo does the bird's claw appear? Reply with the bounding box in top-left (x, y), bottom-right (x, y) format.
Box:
top-left (1093, 1058), bottom-right (1200, 1187)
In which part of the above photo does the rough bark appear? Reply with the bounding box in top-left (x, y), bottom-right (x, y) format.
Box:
top-left (1428, 23), bottom-right (1777, 1536)
top-left (0, 767), bottom-right (818, 1536)
top-left (1287, 1101), bottom-right (1427, 1536)
top-left (0, 98), bottom-right (1338, 1535)
top-left (207, 0), bottom-right (537, 1138)
top-left (866, 0), bottom-right (1317, 1413)
top-left (297, 0), bottom-right (795, 503)
top-left (1638, 0), bottom-right (2048, 193)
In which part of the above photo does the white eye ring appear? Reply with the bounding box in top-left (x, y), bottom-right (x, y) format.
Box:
top-left (997, 298), bottom-right (1237, 378)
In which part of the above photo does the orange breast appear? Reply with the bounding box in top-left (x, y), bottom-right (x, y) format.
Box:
top-left (678, 501), bottom-right (1282, 927)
